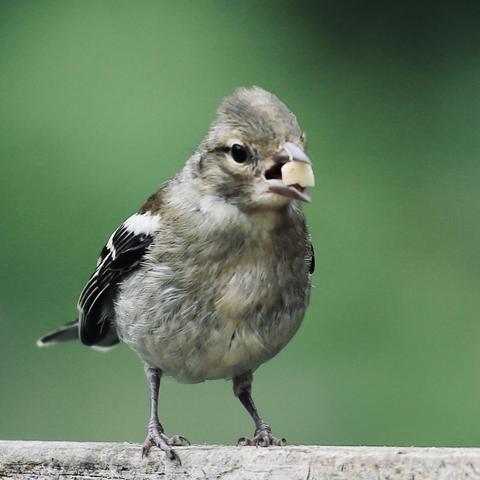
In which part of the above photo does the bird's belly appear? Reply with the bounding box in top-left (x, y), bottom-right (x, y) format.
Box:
top-left (125, 301), bottom-right (292, 383)
top-left (152, 320), bottom-right (274, 383)
top-left (115, 259), bottom-right (309, 383)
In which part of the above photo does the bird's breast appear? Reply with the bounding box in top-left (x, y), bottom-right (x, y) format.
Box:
top-left (115, 219), bottom-right (311, 383)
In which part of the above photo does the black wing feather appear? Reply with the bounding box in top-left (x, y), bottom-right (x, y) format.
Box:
top-left (78, 219), bottom-right (155, 346)
top-left (309, 242), bottom-right (315, 274)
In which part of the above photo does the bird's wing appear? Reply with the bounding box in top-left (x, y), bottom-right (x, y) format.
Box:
top-left (78, 212), bottom-right (160, 346)
top-left (309, 242), bottom-right (315, 274)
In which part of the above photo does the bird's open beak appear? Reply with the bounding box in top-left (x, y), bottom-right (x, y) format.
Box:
top-left (263, 142), bottom-right (313, 202)
top-left (273, 142), bottom-right (311, 165)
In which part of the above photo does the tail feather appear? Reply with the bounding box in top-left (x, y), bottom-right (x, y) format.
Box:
top-left (37, 320), bottom-right (79, 347)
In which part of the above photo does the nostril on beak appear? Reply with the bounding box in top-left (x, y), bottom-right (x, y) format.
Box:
top-left (273, 142), bottom-right (311, 165)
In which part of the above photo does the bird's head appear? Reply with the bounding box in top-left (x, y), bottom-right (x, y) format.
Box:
top-left (191, 87), bottom-right (314, 210)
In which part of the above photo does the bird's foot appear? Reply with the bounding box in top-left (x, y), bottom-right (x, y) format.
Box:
top-left (238, 424), bottom-right (287, 447)
top-left (142, 424), bottom-right (190, 462)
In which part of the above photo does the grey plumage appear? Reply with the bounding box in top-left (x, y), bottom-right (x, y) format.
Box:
top-left (116, 197), bottom-right (310, 383)
top-left (38, 86), bottom-right (315, 460)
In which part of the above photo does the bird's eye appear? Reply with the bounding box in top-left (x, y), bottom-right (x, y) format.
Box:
top-left (230, 144), bottom-right (247, 163)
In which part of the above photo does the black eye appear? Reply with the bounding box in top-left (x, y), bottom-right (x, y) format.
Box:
top-left (230, 144), bottom-right (247, 163)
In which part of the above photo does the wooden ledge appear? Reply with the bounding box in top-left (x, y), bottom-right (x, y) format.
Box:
top-left (1, 440), bottom-right (479, 479)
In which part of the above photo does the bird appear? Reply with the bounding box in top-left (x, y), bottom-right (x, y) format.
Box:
top-left (37, 86), bottom-right (315, 461)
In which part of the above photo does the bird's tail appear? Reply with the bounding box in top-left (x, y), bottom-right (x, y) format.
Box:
top-left (36, 320), bottom-right (79, 347)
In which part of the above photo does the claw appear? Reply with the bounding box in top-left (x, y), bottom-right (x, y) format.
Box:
top-left (169, 434), bottom-right (191, 446)
top-left (141, 442), bottom-right (151, 459)
top-left (166, 448), bottom-right (181, 464)
top-left (237, 427), bottom-right (287, 447)
top-left (237, 436), bottom-right (253, 446)
top-left (142, 428), bottom-right (189, 463)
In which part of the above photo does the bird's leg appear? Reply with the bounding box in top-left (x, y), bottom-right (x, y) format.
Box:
top-left (233, 371), bottom-right (287, 447)
top-left (142, 367), bottom-right (190, 461)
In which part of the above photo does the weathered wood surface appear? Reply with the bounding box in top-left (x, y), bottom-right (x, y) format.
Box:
top-left (1, 441), bottom-right (480, 479)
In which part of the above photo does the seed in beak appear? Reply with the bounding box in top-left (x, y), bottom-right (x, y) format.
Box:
top-left (281, 161), bottom-right (315, 188)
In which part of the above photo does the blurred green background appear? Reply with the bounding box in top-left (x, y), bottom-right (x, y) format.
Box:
top-left (1, 0), bottom-right (480, 448)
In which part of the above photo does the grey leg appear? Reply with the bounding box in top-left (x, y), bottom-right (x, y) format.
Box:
top-left (233, 371), bottom-right (287, 447)
top-left (142, 367), bottom-right (190, 461)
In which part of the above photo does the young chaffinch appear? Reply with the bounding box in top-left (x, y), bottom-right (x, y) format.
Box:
top-left (38, 86), bottom-right (315, 461)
